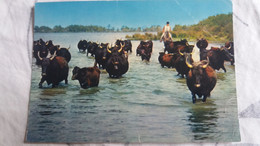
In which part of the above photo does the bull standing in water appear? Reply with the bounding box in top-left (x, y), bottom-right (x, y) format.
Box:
top-left (186, 58), bottom-right (217, 103)
top-left (71, 66), bottom-right (100, 89)
top-left (106, 43), bottom-right (129, 78)
top-left (197, 38), bottom-right (233, 72)
top-left (38, 51), bottom-right (69, 88)
top-left (136, 40), bottom-right (153, 61)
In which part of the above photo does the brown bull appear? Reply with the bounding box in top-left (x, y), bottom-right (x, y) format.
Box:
top-left (186, 58), bottom-right (217, 103)
top-left (72, 66), bottom-right (100, 89)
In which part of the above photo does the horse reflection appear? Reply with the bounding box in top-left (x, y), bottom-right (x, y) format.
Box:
top-left (187, 104), bottom-right (218, 141)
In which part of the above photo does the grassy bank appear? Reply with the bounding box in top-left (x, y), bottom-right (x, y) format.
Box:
top-left (125, 13), bottom-right (233, 42)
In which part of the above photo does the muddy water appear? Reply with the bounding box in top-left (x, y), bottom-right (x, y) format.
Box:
top-left (26, 33), bottom-right (240, 143)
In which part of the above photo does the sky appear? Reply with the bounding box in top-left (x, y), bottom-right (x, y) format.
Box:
top-left (35, 0), bottom-right (232, 29)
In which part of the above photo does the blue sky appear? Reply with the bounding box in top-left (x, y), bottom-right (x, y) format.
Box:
top-left (35, 0), bottom-right (232, 29)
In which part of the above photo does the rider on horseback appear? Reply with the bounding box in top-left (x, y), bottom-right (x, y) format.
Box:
top-left (160, 21), bottom-right (172, 42)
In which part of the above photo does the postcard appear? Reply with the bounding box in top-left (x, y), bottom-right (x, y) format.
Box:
top-left (26, 0), bottom-right (240, 143)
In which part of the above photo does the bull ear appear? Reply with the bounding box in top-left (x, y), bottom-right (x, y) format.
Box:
top-left (56, 45), bottom-right (60, 49)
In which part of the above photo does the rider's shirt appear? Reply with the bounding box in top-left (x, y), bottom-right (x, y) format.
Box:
top-left (164, 25), bottom-right (171, 32)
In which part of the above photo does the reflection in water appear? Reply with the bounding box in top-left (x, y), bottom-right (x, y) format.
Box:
top-left (40, 87), bottom-right (67, 96)
top-left (108, 76), bottom-right (129, 85)
top-left (78, 87), bottom-right (100, 95)
top-left (187, 104), bottom-right (218, 141)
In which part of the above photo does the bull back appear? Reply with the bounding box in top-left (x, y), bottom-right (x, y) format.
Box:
top-left (56, 48), bottom-right (71, 63)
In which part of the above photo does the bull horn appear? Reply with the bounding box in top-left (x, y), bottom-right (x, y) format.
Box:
top-left (121, 42), bottom-right (125, 48)
top-left (37, 52), bottom-right (43, 60)
top-left (67, 45), bottom-right (71, 50)
top-left (202, 57), bottom-right (209, 68)
top-left (185, 56), bottom-right (193, 68)
top-left (227, 46), bottom-right (231, 50)
top-left (190, 50), bottom-right (193, 55)
top-left (178, 49), bottom-right (184, 56)
top-left (45, 41), bottom-right (49, 46)
top-left (50, 51), bottom-right (56, 60)
top-left (118, 42), bottom-right (124, 53)
top-left (107, 45), bottom-right (111, 53)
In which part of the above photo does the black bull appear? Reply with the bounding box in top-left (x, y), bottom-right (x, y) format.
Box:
top-left (94, 43), bottom-right (109, 69)
top-left (136, 40), bottom-right (153, 61)
top-left (106, 44), bottom-right (129, 78)
top-left (186, 59), bottom-right (217, 103)
top-left (164, 39), bottom-right (189, 53)
top-left (38, 55), bottom-right (69, 88)
top-left (175, 50), bottom-right (194, 78)
top-left (200, 47), bottom-right (233, 72)
top-left (77, 40), bottom-right (88, 52)
top-left (33, 39), bottom-right (48, 65)
top-left (116, 39), bottom-right (132, 53)
top-left (56, 47), bottom-right (71, 63)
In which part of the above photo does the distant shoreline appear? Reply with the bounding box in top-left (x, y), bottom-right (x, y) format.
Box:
top-left (34, 13), bottom-right (233, 42)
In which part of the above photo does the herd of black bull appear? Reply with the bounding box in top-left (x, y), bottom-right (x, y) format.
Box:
top-left (33, 38), bottom-right (234, 103)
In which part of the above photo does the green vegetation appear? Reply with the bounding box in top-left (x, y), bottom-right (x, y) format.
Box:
top-left (34, 13), bottom-right (233, 42)
top-left (126, 13), bottom-right (233, 42)
top-left (34, 25), bottom-right (162, 33)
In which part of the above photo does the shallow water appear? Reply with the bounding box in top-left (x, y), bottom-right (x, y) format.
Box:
top-left (26, 32), bottom-right (240, 143)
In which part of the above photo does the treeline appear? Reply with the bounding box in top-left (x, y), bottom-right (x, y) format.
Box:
top-left (126, 13), bottom-right (233, 42)
top-left (34, 25), bottom-right (162, 33)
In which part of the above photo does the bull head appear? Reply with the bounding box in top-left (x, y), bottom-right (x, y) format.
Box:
top-left (71, 66), bottom-right (80, 80)
top-left (187, 57), bottom-right (210, 69)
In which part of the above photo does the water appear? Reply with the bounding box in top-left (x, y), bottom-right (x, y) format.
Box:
top-left (26, 32), bottom-right (240, 143)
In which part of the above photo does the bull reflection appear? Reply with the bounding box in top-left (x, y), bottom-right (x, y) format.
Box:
top-left (187, 104), bottom-right (218, 141)
top-left (40, 88), bottom-right (67, 96)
